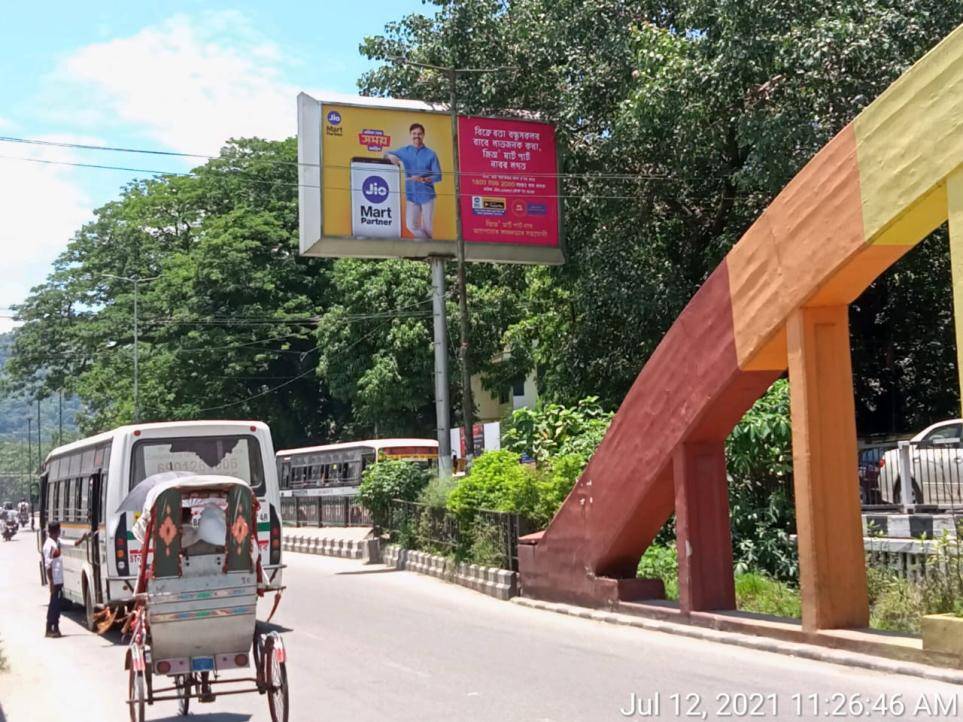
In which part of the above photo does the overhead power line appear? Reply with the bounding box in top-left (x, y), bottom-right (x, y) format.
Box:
top-left (0, 135), bottom-right (667, 182)
top-left (0, 154), bottom-right (657, 202)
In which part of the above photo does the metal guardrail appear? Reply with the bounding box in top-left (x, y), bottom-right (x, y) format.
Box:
top-left (385, 499), bottom-right (535, 571)
top-left (279, 495), bottom-right (372, 528)
top-left (860, 440), bottom-right (963, 511)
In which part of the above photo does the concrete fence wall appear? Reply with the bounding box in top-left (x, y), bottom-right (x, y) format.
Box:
top-left (382, 544), bottom-right (518, 600)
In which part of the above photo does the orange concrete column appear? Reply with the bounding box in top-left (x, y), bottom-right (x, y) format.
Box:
top-left (787, 306), bottom-right (869, 632)
top-left (673, 441), bottom-right (736, 614)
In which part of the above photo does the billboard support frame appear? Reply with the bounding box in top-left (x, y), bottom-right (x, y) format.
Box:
top-left (448, 67), bottom-right (476, 461)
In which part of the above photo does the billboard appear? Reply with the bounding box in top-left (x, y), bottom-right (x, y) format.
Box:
top-left (458, 116), bottom-right (559, 249)
top-left (298, 92), bottom-right (564, 265)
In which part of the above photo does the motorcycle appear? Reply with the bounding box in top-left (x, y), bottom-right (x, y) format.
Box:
top-left (2, 518), bottom-right (17, 541)
top-left (17, 508), bottom-right (29, 527)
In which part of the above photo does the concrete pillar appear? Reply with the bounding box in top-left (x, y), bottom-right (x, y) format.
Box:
top-left (673, 441), bottom-right (736, 613)
top-left (787, 306), bottom-right (869, 631)
top-left (946, 170), bottom-right (963, 414)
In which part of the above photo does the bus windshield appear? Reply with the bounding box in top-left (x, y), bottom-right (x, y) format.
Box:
top-left (131, 435), bottom-right (265, 495)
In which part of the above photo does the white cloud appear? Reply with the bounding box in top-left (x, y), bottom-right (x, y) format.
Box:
top-left (56, 12), bottom-right (301, 155)
top-left (0, 137), bottom-right (94, 332)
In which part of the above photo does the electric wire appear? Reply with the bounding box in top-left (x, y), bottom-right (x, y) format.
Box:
top-left (0, 154), bottom-right (656, 201)
top-left (0, 135), bottom-right (666, 182)
top-left (193, 314), bottom-right (404, 413)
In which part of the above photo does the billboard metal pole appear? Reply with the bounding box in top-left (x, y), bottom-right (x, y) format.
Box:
top-left (449, 68), bottom-right (476, 463)
top-left (431, 258), bottom-right (453, 477)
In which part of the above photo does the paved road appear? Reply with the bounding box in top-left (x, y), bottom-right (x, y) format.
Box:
top-left (1, 528), bottom-right (960, 722)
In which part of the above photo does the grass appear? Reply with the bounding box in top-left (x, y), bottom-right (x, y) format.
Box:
top-left (734, 572), bottom-right (801, 618)
top-left (638, 545), bottom-right (802, 618)
top-left (636, 541), bottom-right (963, 634)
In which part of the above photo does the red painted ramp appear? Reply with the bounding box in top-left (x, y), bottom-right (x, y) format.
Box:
top-left (517, 259), bottom-right (780, 606)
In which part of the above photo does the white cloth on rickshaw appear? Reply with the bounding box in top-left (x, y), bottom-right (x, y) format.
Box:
top-left (128, 474), bottom-right (252, 545)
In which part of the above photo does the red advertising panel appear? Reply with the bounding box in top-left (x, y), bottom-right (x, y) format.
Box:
top-left (457, 116), bottom-right (560, 249)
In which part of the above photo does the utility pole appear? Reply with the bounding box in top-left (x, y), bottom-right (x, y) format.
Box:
top-left (36, 398), bottom-right (41, 473)
top-left (431, 258), bottom-right (453, 476)
top-left (99, 273), bottom-right (158, 423)
top-left (58, 390), bottom-right (63, 446)
top-left (27, 417), bottom-right (32, 483)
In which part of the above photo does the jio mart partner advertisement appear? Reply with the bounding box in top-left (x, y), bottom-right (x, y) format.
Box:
top-left (320, 103), bottom-right (457, 243)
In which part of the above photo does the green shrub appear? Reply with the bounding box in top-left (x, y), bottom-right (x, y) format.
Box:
top-left (637, 545), bottom-right (679, 600)
top-left (727, 380), bottom-right (798, 582)
top-left (637, 545), bottom-right (803, 618)
top-left (502, 396), bottom-right (613, 465)
top-left (419, 475), bottom-right (457, 509)
top-left (530, 454), bottom-right (585, 525)
top-left (358, 460), bottom-right (429, 527)
top-left (869, 575), bottom-right (924, 634)
top-left (467, 521), bottom-right (508, 567)
top-left (0, 636), bottom-right (7, 673)
top-left (734, 573), bottom-right (801, 618)
top-left (446, 450), bottom-right (540, 521)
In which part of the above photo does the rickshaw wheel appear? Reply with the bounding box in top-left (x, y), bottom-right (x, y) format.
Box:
top-left (253, 634), bottom-right (266, 692)
top-left (265, 635), bottom-right (289, 722)
top-left (175, 674), bottom-right (190, 715)
top-left (128, 667), bottom-right (146, 722)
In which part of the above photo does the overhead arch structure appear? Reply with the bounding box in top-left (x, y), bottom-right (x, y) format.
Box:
top-left (518, 24), bottom-right (963, 632)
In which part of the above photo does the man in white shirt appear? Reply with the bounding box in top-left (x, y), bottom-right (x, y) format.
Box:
top-left (42, 521), bottom-right (88, 638)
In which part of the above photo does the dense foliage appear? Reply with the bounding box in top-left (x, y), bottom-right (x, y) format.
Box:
top-left (358, 460), bottom-right (430, 527)
top-left (725, 380), bottom-right (798, 581)
top-left (359, 0), bottom-right (963, 434)
top-left (501, 397), bottom-right (613, 464)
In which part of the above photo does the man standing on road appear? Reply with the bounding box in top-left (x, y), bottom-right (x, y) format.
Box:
top-left (385, 123), bottom-right (442, 239)
top-left (43, 521), bottom-right (88, 638)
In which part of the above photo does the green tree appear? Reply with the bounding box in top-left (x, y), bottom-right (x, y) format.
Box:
top-left (358, 460), bottom-right (430, 527)
top-left (361, 0), bottom-right (963, 432)
top-left (4, 139), bottom-right (339, 446)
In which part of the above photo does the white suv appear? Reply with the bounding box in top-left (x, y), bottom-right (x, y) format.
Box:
top-left (878, 419), bottom-right (963, 506)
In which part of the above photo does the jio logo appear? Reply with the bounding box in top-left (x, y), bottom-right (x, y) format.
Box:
top-left (327, 110), bottom-right (342, 125)
top-left (363, 175), bottom-right (389, 204)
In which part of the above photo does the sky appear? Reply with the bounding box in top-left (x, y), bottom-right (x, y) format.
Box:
top-left (0, 0), bottom-right (430, 332)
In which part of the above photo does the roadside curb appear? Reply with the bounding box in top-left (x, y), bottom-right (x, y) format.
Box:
top-left (511, 598), bottom-right (963, 685)
top-left (383, 544), bottom-right (517, 600)
top-left (282, 533), bottom-right (380, 563)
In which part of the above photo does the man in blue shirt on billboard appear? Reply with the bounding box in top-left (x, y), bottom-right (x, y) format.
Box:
top-left (385, 123), bottom-right (442, 239)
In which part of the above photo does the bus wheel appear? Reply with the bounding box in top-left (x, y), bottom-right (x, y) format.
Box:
top-left (83, 578), bottom-right (97, 631)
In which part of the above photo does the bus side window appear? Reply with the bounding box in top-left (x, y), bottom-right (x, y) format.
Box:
top-left (48, 481), bottom-right (57, 521)
top-left (68, 452), bottom-right (81, 479)
top-left (63, 478), bottom-right (73, 522)
top-left (81, 448), bottom-right (95, 477)
top-left (101, 444), bottom-right (111, 527)
top-left (53, 481), bottom-right (61, 522)
top-left (79, 477), bottom-right (89, 522)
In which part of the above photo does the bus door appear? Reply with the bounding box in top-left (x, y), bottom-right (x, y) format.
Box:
top-left (37, 471), bottom-right (48, 585)
top-left (88, 471), bottom-right (104, 604)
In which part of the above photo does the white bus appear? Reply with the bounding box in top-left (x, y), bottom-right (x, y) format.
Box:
top-left (37, 420), bottom-right (284, 630)
top-left (276, 438), bottom-right (438, 526)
